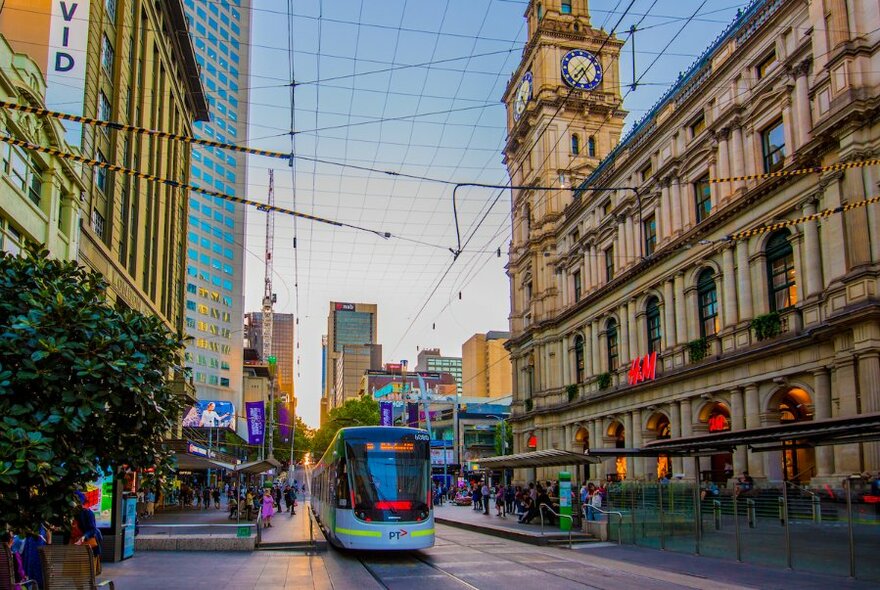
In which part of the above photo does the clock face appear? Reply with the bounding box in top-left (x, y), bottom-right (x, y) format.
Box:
top-left (561, 49), bottom-right (603, 91)
top-left (513, 72), bottom-right (533, 120)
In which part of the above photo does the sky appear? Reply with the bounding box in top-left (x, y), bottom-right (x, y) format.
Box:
top-left (241, 0), bottom-right (752, 427)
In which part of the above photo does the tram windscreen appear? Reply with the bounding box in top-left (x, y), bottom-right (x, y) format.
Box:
top-left (345, 432), bottom-right (430, 522)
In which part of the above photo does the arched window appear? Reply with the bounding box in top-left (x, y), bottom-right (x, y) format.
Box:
top-left (606, 318), bottom-right (619, 370)
top-left (588, 136), bottom-right (596, 157)
top-left (697, 269), bottom-right (719, 337)
top-left (574, 335), bottom-right (585, 383)
top-left (646, 296), bottom-right (661, 354)
top-left (537, 3), bottom-right (543, 20)
top-left (767, 230), bottom-right (797, 311)
top-left (571, 134), bottom-right (580, 155)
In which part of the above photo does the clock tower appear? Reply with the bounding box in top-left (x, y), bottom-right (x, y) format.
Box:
top-left (503, 0), bottom-right (626, 334)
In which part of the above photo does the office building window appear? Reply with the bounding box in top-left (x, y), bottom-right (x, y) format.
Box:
top-left (762, 118), bottom-right (786, 173)
top-left (101, 34), bottom-right (114, 75)
top-left (644, 215), bottom-right (657, 256)
top-left (606, 318), bottom-right (619, 370)
top-left (588, 136), bottom-right (596, 157)
top-left (4, 145), bottom-right (42, 206)
top-left (695, 176), bottom-right (711, 223)
top-left (767, 230), bottom-right (797, 311)
top-left (697, 269), bottom-right (719, 337)
top-left (690, 113), bottom-right (706, 138)
top-left (605, 247), bottom-right (614, 281)
top-left (561, 0), bottom-right (572, 14)
top-left (574, 335), bottom-right (584, 383)
top-left (647, 297), bottom-right (661, 354)
top-left (571, 134), bottom-right (580, 155)
top-left (756, 50), bottom-right (776, 79)
top-left (573, 270), bottom-right (582, 301)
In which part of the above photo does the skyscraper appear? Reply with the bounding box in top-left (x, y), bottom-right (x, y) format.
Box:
top-left (462, 332), bottom-right (512, 398)
top-left (182, 0), bottom-right (251, 409)
top-left (415, 348), bottom-right (463, 395)
top-left (323, 302), bottom-right (379, 410)
top-left (244, 312), bottom-right (295, 402)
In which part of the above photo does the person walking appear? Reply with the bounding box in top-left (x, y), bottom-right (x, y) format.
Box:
top-left (481, 481), bottom-right (490, 515)
top-left (504, 484), bottom-right (515, 515)
top-left (290, 485), bottom-right (297, 515)
top-left (71, 491), bottom-right (103, 575)
top-left (145, 489), bottom-right (156, 517)
top-left (261, 489), bottom-right (275, 528)
top-left (495, 485), bottom-right (505, 517)
top-left (212, 487), bottom-right (221, 509)
top-left (471, 485), bottom-right (481, 511)
top-left (587, 486), bottom-right (603, 521)
top-left (202, 486), bottom-right (211, 510)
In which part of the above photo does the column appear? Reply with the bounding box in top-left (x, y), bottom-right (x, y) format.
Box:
top-left (626, 216), bottom-right (637, 265)
top-left (708, 161), bottom-right (718, 212)
top-left (844, 166), bottom-right (871, 268)
top-left (631, 409), bottom-right (644, 480)
top-left (617, 219), bottom-right (628, 267)
top-left (660, 184), bottom-right (671, 242)
top-left (619, 303), bottom-right (629, 367)
top-left (680, 399), bottom-right (695, 479)
top-left (680, 177), bottom-right (694, 232)
top-left (744, 128), bottom-right (757, 179)
top-left (858, 353), bottom-right (880, 470)
top-left (627, 299), bottom-right (638, 361)
top-left (722, 245), bottom-right (738, 328)
top-left (670, 177), bottom-right (696, 233)
top-left (591, 319), bottom-right (601, 377)
top-left (584, 323), bottom-right (594, 377)
top-left (674, 273), bottom-right (687, 345)
top-left (744, 384), bottom-right (765, 477)
top-left (813, 368), bottom-right (834, 477)
top-left (782, 99), bottom-right (794, 166)
top-left (669, 401), bottom-right (683, 476)
top-left (623, 412), bottom-right (633, 479)
top-left (716, 130), bottom-right (730, 204)
top-left (820, 172), bottom-right (848, 286)
top-left (583, 249), bottom-right (592, 292)
top-left (592, 419), bottom-right (605, 481)
top-left (564, 424), bottom-right (573, 452)
top-left (735, 239), bottom-right (753, 321)
top-left (731, 124), bottom-right (745, 192)
top-left (670, 179), bottom-right (682, 236)
top-left (794, 62), bottom-right (812, 148)
top-left (801, 201), bottom-right (823, 297)
top-left (685, 288), bottom-right (699, 343)
top-left (636, 309), bottom-right (647, 357)
top-left (663, 279), bottom-right (677, 349)
top-left (729, 388), bottom-right (748, 477)
top-left (590, 245), bottom-right (599, 290)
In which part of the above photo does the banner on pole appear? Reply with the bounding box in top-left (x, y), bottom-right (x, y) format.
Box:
top-left (380, 401), bottom-right (393, 426)
top-left (278, 402), bottom-right (292, 441)
top-left (245, 401), bottom-right (265, 445)
top-left (406, 402), bottom-right (418, 428)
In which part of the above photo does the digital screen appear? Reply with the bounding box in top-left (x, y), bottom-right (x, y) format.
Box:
top-left (364, 442), bottom-right (415, 452)
top-left (84, 470), bottom-right (114, 528)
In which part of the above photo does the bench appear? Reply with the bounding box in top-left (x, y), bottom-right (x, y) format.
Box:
top-left (1, 545), bottom-right (36, 590)
top-left (38, 545), bottom-right (114, 590)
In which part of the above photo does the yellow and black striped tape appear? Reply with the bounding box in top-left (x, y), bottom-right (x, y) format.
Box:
top-left (0, 133), bottom-right (366, 231)
top-left (709, 158), bottom-right (880, 185)
top-left (0, 99), bottom-right (290, 161)
top-left (3, 99), bottom-right (878, 189)
top-left (726, 194), bottom-right (880, 242)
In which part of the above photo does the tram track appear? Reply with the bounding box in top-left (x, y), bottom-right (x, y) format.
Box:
top-left (358, 553), bottom-right (481, 590)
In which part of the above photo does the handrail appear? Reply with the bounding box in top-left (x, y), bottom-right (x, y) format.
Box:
top-left (581, 504), bottom-right (624, 545)
top-left (784, 479), bottom-right (818, 499)
top-left (538, 504), bottom-right (573, 549)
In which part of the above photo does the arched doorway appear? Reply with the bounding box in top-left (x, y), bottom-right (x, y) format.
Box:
top-left (646, 412), bottom-right (671, 480)
top-left (773, 388), bottom-right (815, 482)
top-left (574, 425), bottom-right (590, 482)
top-left (607, 421), bottom-right (626, 481)
top-left (699, 402), bottom-right (732, 482)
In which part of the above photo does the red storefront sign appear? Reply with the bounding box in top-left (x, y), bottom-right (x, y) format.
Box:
top-left (628, 351), bottom-right (657, 385)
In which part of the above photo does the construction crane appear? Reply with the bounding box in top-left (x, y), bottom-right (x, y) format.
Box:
top-left (261, 170), bottom-right (276, 459)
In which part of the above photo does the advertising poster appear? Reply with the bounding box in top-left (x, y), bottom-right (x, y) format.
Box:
top-left (430, 449), bottom-right (454, 464)
top-left (245, 401), bottom-right (265, 445)
top-left (83, 469), bottom-right (114, 528)
top-left (182, 400), bottom-right (235, 429)
top-left (122, 497), bottom-right (137, 559)
top-left (406, 402), bottom-right (419, 428)
top-left (379, 401), bottom-right (393, 426)
top-left (278, 402), bottom-right (292, 441)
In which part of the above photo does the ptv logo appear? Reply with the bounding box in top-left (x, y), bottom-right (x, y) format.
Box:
top-left (388, 529), bottom-right (408, 540)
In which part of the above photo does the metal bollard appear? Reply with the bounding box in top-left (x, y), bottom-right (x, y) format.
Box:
top-left (812, 495), bottom-right (822, 523)
top-left (778, 496), bottom-right (785, 526)
top-left (747, 499), bottom-right (756, 529)
top-left (713, 499), bottom-right (721, 530)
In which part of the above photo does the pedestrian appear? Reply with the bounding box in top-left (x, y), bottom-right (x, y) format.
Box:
top-left (20, 526), bottom-right (48, 589)
top-left (245, 490), bottom-right (254, 520)
top-left (202, 486), bottom-right (211, 510)
top-left (71, 491), bottom-right (103, 574)
top-left (282, 485), bottom-right (291, 513)
top-left (213, 487), bottom-right (221, 509)
top-left (481, 481), bottom-right (490, 515)
top-left (587, 486), bottom-right (602, 521)
top-left (519, 495), bottom-right (538, 524)
top-left (145, 488), bottom-right (156, 517)
top-left (261, 488), bottom-right (275, 528)
top-left (505, 483), bottom-right (515, 514)
top-left (194, 486), bottom-right (201, 509)
top-left (290, 485), bottom-right (297, 515)
top-left (1, 531), bottom-right (31, 589)
top-left (471, 485), bottom-right (481, 511)
top-left (495, 485), bottom-right (505, 517)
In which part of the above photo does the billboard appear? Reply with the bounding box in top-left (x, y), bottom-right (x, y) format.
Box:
top-left (182, 400), bottom-right (235, 429)
top-left (379, 401), bottom-right (393, 426)
top-left (83, 468), bottom-right (114, 528)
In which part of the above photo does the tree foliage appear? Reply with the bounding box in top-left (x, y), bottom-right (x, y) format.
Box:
top-left (494, 420), bottom-right (513, 456)
top-left (267, 401), bottom-right (312, 465)
top-left (310, 395), bottom-right (379, 459)
top-left (0, 250), bottom-right (186, 534)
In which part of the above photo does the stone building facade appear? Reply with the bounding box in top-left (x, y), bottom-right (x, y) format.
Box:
top-left (505, 0), bottom-right (880, 486)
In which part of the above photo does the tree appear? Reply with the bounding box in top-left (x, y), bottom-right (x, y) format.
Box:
top-left (310, 395), bottom-right (379, 459)
top-left (494, 420), bottom-right (513, 456)
top-left (0, 250), bottom-right (186, 534)
top-left (267, 401), bottom-right (312, 466)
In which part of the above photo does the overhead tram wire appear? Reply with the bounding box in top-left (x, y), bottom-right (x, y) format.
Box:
top-left (390, 1), bottom-right (642, 356)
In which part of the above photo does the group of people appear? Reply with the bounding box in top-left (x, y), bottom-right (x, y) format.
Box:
top-left (175, 483), bottom-right (223, 510)
top-left (3, 491), bottom-right (103, 589)
top-left (454, 479), bottom-right (608, 524)
top-left (226, 482), bottom-right (300, 527)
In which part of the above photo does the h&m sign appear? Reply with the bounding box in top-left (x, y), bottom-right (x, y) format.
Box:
top-left (628, 351), bottom-right (657, 385)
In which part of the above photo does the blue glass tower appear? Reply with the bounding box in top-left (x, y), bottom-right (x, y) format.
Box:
top-left (182, 0), bottom-right (251, 431)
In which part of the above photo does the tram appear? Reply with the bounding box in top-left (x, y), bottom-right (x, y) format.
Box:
top-left (311, 426), bottom-right (435, 550)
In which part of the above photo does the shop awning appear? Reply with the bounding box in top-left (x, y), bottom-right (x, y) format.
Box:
top-left (234, 456), bottom-right (282, 476)
top-left (477, 449), bottom-right (601, 469)
top-left (174, 453), bottom-right (237, 472)
top-left (167, 438), bottom-right (239, 471)
top-left (643, 412), bottom-right (880, 455)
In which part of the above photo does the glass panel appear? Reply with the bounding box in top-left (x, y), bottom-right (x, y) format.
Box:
top-left (345, 433), bottom-right (430, 523)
